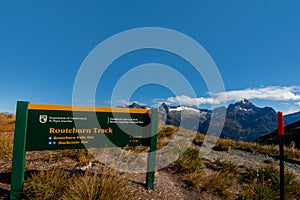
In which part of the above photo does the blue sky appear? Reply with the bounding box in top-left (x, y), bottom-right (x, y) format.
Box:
top-left (1, 1), bottom-right (300, 114)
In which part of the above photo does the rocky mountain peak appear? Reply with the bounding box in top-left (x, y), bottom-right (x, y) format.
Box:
top-left (238, 98), bottom-right (253, 106)
top-left (227, 99), bottom-right (255, 112)
top-left (160, 103), bottom-right (170, 113)
top-left (128, 102), bottom-right (147, 109)
top-left (241, 98), bottom-right (249, 104)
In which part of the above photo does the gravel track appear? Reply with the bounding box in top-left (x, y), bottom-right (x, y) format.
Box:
top-left (199, 144), bottom-right (300, 177)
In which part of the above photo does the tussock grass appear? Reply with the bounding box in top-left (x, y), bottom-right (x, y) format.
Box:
top-left (193, 132), bottom-right (300, 164)
top-left (0, 132), bottom-right (14, 159)
top-left (63, 168), bottom-right (132, 200)
top-left (201, 172), bottom-right (234, 199)
top-left (2, 125), bottom-right (300, 199)
top-left (234, 141), bottom-right (300, 164)
top-left (199, 159), bottom-right (239, 199)
top-left (213, 138), bottom-right (232, 152)
top-left (25, 167), bottom-right (133, 200)
top-left (0, 113), bottom-right (15, 132)
top-left (155, 125), bottom-right (178, 150)
top-left (176, 148), bottom-right (202, 173)
top-left (156, 125), bottom-right (195, 150)
top-left (214, 159), bottom-right (238, 173)
top-left (187, 171), bottom-right (203, 187)
top-left (175, 148), bottom-right (202, 188)
top-left (193, 133), bottom-right (205, 145)
top-left (240, 165), bottom-right (300, 199)
top-left (25, 168), bottom-right (71, 200)
top-left (54, 149), bottom-right (93, 164)
top-left (157, 125), bottom-right (178, 139)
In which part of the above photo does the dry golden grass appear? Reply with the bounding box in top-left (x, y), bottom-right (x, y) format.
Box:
top-left (54, 149), bottom-right (94, 164)
top-left (0, 113), bottom-right (15, 133)
top-left (63, 168), bottom-right (133, 200)
top-left (193, 132), bottom-right (300, 164)
top-left (240, 165), bottom-right (300, 199)
top-left (176, 148), bottom-right (202, 173)
top-left (0, 113), bottom-right (15, 160)
top-left (201, 172), bottom-right (234, 199)
top-left (213, 138), bottom-right (233, 152)
top-left (157, 125), bottom-right (179, 139)
top-left (0, 132), bottom-right (14, 159)
top-left (25, 168), bottom-right (72, 200)
top-left (25, 167), bottom-right (133, 200)
top-left (233, 141), bottom-right (300, 164)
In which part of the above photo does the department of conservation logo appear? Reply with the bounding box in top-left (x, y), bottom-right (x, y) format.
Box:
top-left (39, 115), bottom-right (48, 123)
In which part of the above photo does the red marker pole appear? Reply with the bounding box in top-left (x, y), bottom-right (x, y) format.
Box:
top-left (278, 112), bottom-right (284, 200)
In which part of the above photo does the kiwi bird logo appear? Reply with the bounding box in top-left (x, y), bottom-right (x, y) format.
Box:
top-left (39, 115), bottom-right (47, 123)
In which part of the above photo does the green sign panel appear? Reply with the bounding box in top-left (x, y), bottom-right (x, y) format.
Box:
top-left (10, 102), bottom-right (158, 199)
top-left (26, 105), bottom-right (152, 150)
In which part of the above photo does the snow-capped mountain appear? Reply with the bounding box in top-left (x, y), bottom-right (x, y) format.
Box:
top-left (225, 99), bottom-right (277, 141)
top-left (159, 99), bottom-right (278, 142)
top-left (159, 103), bottom-right (210, 130)
top-left (168, 105), bottom-right (200, 113)
top-left (128, 102), bottom-right (149, 109)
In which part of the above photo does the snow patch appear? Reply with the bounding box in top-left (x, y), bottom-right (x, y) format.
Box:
top-left (241, 98), bottom-right (247, 104)
top-left (169, 106), bottom-right (200, 113)
top-left (238, 107), bottom-right (252, 112)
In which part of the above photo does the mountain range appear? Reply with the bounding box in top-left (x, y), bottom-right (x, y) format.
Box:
top-left (157, 99), bottom-right (278, 142)
top-left (129, 99), bottom-right (300, 142)
top-left (256, 120), bottom-right (300, 148)
top-left (3, 101), bottom-right (299, 142)
top-left (284, 111), bottom-right (300, 125)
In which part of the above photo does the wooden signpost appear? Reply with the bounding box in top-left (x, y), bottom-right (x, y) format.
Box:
top-left (10, 101), bottom-right (158, 199)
